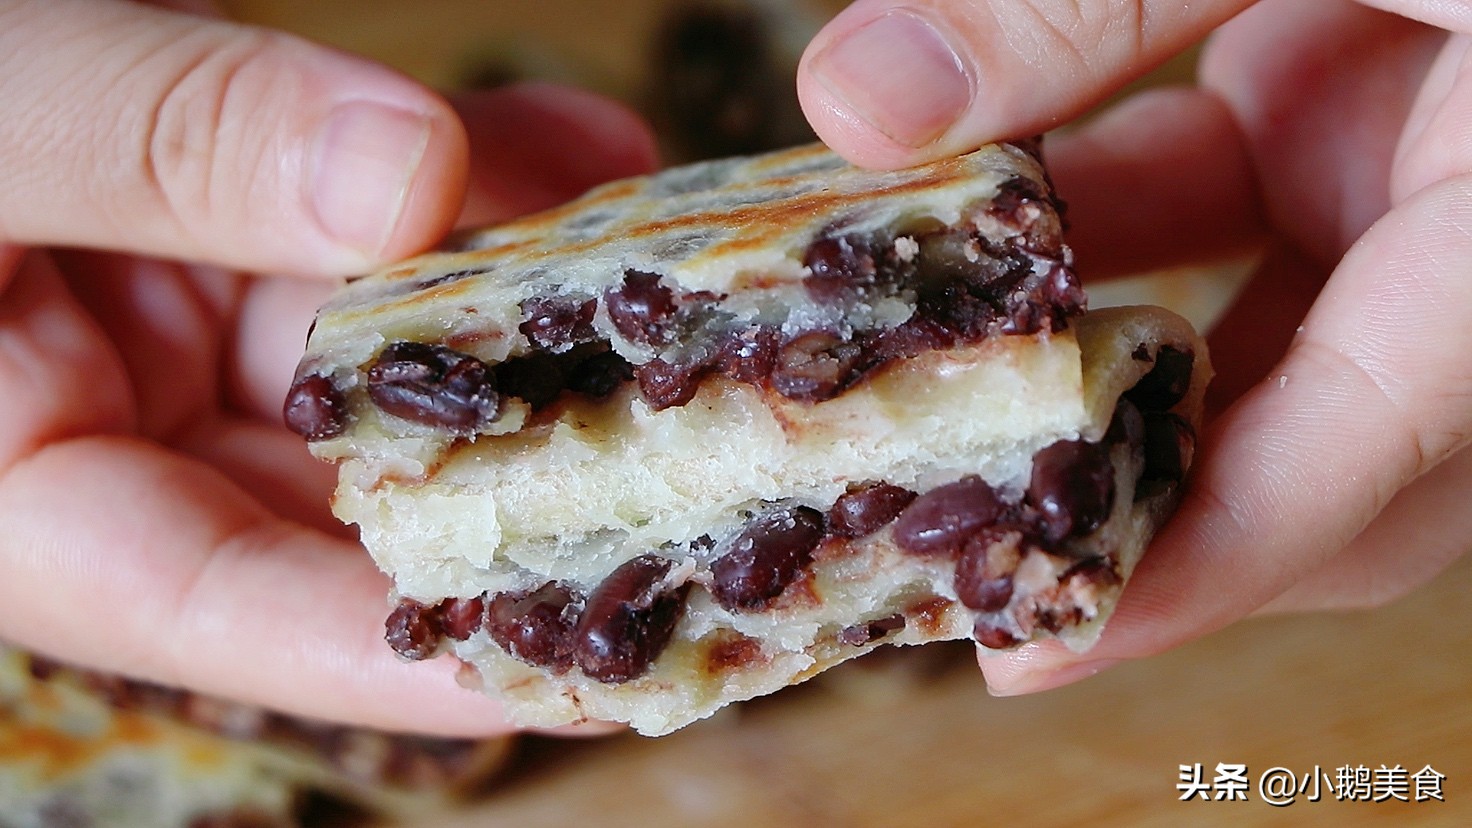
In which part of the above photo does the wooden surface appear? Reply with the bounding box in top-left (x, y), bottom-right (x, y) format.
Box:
top-left (220, 3), bottom-right (1469, 825)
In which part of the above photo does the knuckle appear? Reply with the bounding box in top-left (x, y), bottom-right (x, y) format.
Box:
top-left (141, 27), bottom-right (303, 241)
top-left (1289, 336), bottom-right (1424, 512)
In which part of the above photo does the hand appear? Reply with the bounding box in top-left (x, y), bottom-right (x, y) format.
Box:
top-left (0, 0), bottom-right (655, 735)
top-left (798, 0), bottom-right (1472, 693)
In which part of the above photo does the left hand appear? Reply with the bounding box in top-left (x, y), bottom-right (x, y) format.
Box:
top-left (0, 0), bottom-right (656, 736)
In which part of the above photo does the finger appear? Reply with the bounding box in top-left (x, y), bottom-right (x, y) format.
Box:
top-left (1257, 440), bottom-right (1472, 614)
top-left (1393, 33), bottom-right (1472, 204)
top-left (1046, 86), bottom-right (1266, 280)
top-left (796, 0), bottom-right (1252, 169)
top-left (172, 416), bottom-right (348, 539)
top-left (1200, 0), bottom-right (1444, 266)
top-left (52, 250), bottom-right (240, 442)
top-left (0, 251), bottom-right (135, 478)
top-left (0, 435), bottom-right (512, 737)
top-left (0, 0), bottom-right (468, 276)
top-left (984, 171), bottom-right (1472, 696)
top-left (453, 82), bottom-right (660, 228)
top-left (1358, 0), bottom-right (1472, 33)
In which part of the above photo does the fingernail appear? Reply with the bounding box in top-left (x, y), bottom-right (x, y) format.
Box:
top-left (309, 101), bottom-right (432, 255)
top-left (986, 658), bottom-right (1123, 697)
top-left (811, 10), bottom-right (971, 148)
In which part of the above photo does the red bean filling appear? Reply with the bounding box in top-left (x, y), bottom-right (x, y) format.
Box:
top-left (390, 378), bottom-right (1188, 673)
top-left (493, 353), bottom-right (566, 411)
top-left (802, 234), bottom-right (887, 303)
top-left (635, 356), bottom-right (713, 409)
top-left (573, 555), bottom-right (690, 684)
top-left (860, 316), bottom-right (956, 366)
top-left (518, 294), bottom-right (597, 351)
top-left (717, 324), bottom-right (779, 382)
top-left (769, 331), bottom-right (866, 402)
top-left (827, 482), bottom-right (916, 539)
top-left (605, 270), bottom-right (682, 346)
top-left (484, 582), bottom-right (582, 672)
top-left (283, 373), bottom-right (350, 441)
top-left (893, 476), bottom-right (1004, 556)
top-left (953, 530), bottom-right (1023, 612)
top-left (837, 614), bottom-right (906, 646)
top-left (709, 505), bottom-right (826, 610)
top-left (1141, 411), bottom-right (1195, 483)
top-left (366, 342), bottom-right (501, 433)
top-left (565, 349), bottom-right (636, 398)
top-left (385, 598), bottom-right (443, 661)
top-left (348, 191), bottom-right (1079, 428)
top-left (1028, 439), bottom-right (1115, 544)
top-left (607, 180), bottom-right (1076, 411)
top-left (439, 596), bottom-right (486, 641)
top-left (1125, 345), bottom-right (1194, 411)
top-left (331, 173), bottom-right (1081, 435)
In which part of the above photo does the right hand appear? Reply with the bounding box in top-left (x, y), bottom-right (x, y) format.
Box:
top-left (798, 0), bottom-right (1472, 695)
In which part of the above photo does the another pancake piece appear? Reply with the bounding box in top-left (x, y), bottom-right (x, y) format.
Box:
top-left (287, 142), bottom-right (1208, 735)
top-left (0, 648), bottom-right (511, 826)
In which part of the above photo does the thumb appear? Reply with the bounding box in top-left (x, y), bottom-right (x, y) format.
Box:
top-left (0, 0), bottom-right (467, 276)
top-left (797, 0), bottom-right (1253, 169)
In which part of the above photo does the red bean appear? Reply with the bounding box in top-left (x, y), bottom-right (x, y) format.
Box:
top-left (710, 506), bottom-right (825, 610)
top-left (518, 295), bottom-right (597, 350)
top-left (1141, 411), bottom-right (1196, 483)
top-left (716, 325), bottom-right (779, 383)
top-left (494, 354), bottom-right (565, 410)
top-left (635, 357), bottom-right (712, 409)
top-left (802, 234), bottom-right (879, 303)
top-left (837, 614), bottom-right (906, 646)
top-left (565, 350), bottom-right (634, 398)
top-left (1125, 345), bottom-right (1194, 412)
top-left (438, 595), bottom-right (486, 641)
top-left (827, 483), bottom-right (916, 539)
top-left (893, 476), bottom-right (1003, 556)
top-left (953, 531), bottom-right (1022, 612)
top-left (485, 583), bottom-right (581, 672)
top-left (973, 620), bottom-right (1021, 650)
top-left (574, 556), bottom-right (689, 683)
top-left (366, 342), bottom-right (500, 433)
top-left (282, 373), bottom-right (349, 441)
top-left (605, 271), bottom-right (680, 346)
top-left (769, 331), bottom-right (862, 402)
top-left (1028, 439), bottom-right (1115, 543)
top-left (385, 598), bottom-right (441, 661)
